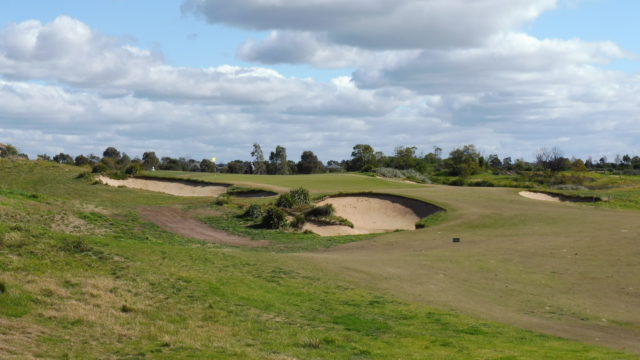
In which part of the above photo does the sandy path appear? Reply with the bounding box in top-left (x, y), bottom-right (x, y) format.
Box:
top-left (98, 176), bottom-right (228, 197)
top-left (138, 207), bottom-right (268, 247)
top-left (519, 191), bottom-right (561, 202)
top-left (305, 194), bottom-right (443, 236)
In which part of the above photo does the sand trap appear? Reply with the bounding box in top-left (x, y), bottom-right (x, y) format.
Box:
top-left (305, 194), bottom-right (443, 236)
top-left (519, 191), bottom-right (561, 202)
top-left (98, 176), bottom-right (228, 197)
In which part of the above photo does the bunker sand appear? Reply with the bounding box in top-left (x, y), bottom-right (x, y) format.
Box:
top-left (138, 207), bottom-right (268, 247)
top-left (305, 194), bottom-right (443, 236)
top-left (519, 191), bottom-right (561, 202)
top-left (98, 176), bottom-right (228, 197)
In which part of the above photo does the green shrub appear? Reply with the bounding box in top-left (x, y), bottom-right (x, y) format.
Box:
top-left (448, 178), bottom-right (466, 186)
top-left (468, 180), bottom-right (495, 187)
top-left (125, 163), bottom-right (141, 175)
top-left (262, 206), bottom-right (288, 230)
top-left (0, 282), bottom-right (6, 294)
top-left (243, 204), bottom-right (264, 219)
top-left (290, 214), bottom-right (307, 230)
top-left (276, 188), bottom-right (311, 208)
top-left (306, 204), bottom-right (335, 218)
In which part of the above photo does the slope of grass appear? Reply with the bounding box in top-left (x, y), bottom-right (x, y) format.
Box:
top-left (2, 160), bottom-right (638, 358)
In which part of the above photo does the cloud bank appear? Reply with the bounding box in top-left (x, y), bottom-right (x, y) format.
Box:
top-left (1, 2), bottom-right (639, 162)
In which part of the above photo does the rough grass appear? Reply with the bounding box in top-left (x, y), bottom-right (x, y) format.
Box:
top-left (1, 160), bottom-right (639, 358)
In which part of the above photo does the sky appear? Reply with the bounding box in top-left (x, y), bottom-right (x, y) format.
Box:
top-left (0, 0), bottom-right (638, 162)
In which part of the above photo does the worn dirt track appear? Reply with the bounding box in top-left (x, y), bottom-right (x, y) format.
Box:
top-left (138, 207), bottom-right (268, 247)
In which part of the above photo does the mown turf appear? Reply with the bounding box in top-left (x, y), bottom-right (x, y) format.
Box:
top-left (1, 159), bottom-right (639, 358)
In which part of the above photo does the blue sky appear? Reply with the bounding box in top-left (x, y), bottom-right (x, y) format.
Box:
top-left (0, 0), bottom-right (638, 161)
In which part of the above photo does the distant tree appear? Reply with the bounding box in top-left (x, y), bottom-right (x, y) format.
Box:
top-left (269, 146), bottom-right (289, 175)
top-left (487, 154), bottom-right (502, 170)
top-left (200, 159), bottom-right (216, 173)
top-left (74, 155), bottom-right (92, 167)
top-left (53, 153), bottom-right (74, 165)
top-left (297, 150), bottom-right (325, 174)
top-left (622, 154), bottom-right (632, 169)
top-left (571, 159), bottom-right (587, 172)
top-left (251, 143), bottom-right (267, 175)
top-left (225, 160), bottom-right (249, 174)
top-left (37, 154), bottom-right (51, 161)
top-left (88, 154), bottom-right (101, 164)
top-left (102, 147), bottom-right (121, 159)
top-left (585, 157), bottom-right (594, 169)
top-left (160, 157), bottom-right (183, 171)
top-left (631, 156), bottom-right (640, 170)
top-left (444, 145), bottom-right (481, 178)
top-left (391, 146), bottom-right (418, 170)
top-left (142, 152), bottom-right (160, 170)
top-left (117, 153), bottom-right (132, 170)
top-left (350, 144), bottom-right (376, 171)
top-left (502, 157), bottom-right (513, 170)
top-left (536, 147), bottom-right (566, 172)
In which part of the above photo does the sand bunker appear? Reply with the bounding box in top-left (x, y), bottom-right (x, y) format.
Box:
top-left (305, 194), bottom-right (443, 236)
top-left (519, 191), bottom-right (561, 202)
top-left (98, 176), bottom-right (228, 197)
top-left (519, 191), bottom-right (602, 203)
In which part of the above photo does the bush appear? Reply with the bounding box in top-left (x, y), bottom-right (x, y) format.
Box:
top-left (373, 167), bottom-right (404, 178)
top-left (0, 281), bottom-right (6, 294)
top-left (306, 204), bottom-right (335, 218)
top-left (290, 214), bottom-right (306, 230)
top-left (448, 178), bottom-right (466, 186)
top-left (125, 163), bottom-right (141, 175)
top-left (243, 204), bottom-right (264, 219)
top-left (276, 188), bottom-right (311, 208)
top-left (468, 180), bottom-right (495, 187)
top-left (373, 168), bottom-right (431, 184)
top-left (262, 206), bottom-right (288, 229)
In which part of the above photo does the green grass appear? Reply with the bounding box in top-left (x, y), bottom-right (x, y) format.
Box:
top-left (142, 170), bottom-right (421, 193)
top-left (1, 160), bottom-right (639, 358)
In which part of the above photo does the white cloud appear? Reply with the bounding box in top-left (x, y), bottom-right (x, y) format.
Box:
top-left (1, 9), bottom-right (640, 162)
top-left (183, 0), bottom-right (557, 49)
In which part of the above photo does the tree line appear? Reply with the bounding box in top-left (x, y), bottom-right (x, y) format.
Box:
top-left (3, 142), bottom-right (640, 179)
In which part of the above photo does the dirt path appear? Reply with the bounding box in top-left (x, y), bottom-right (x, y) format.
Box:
top-left (138, 207), bottom-right (268, 247)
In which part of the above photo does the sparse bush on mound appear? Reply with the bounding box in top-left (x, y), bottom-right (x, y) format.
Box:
top-left (276, 188), bottom-right (312, 209)
top-left (373, 168), bottom-right (431, 184)
top-left (243, 204), bottom-right (264, 220)
top-left (261, 206), bottom-right (288, 230)
top-left (290, 214), bottom-right (306, 230)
